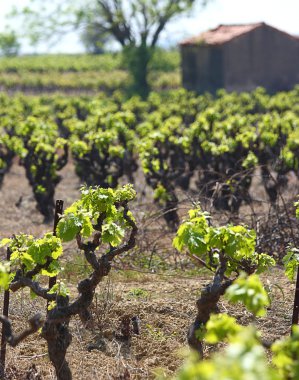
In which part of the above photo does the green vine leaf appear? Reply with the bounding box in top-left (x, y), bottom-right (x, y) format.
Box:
top-left (225, 273), bottom-right (270, 317)
top-left (283, 246), bottom-right (299, 281)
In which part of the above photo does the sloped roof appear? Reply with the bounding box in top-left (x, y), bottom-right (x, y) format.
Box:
top-left (180, 22), bottom-right (276, 46)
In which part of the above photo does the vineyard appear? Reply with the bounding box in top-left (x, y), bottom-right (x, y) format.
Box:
top-left (1, 87), bottom-right (299, 226)
top-left (1, 63), bottom-right (299, 379)
top-left (0, 52), bottom-right (180, 93)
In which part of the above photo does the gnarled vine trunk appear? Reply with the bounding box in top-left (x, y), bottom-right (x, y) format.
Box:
top-left (188, 277), bottom-right (233, 357)
top-left (42, 320), bottom-right (72, 380)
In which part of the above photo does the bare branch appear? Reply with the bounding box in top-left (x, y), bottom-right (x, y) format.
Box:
top-left (10, 278), bottom-right (55, 301)
top-left (96, 0), bottom-right (133, 46)
top-left (0, 314), bottom-right (43, 347)
top-left (187, 252), bottom-right (215, 273)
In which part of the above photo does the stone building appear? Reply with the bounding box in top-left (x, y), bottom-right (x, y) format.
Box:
top-left (180, 23), bottom-right (299, 93)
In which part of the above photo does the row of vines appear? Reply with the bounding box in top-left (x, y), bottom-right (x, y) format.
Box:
top-left (0, 52), bottom-right (180, 92)
top-left (1, 87), bottom-right (299, 225)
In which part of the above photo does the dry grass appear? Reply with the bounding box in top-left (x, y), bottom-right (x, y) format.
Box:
top-left (0, 269), bottom-right (293, 379)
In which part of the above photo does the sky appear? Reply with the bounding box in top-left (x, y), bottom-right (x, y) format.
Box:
top-left (0, 0), bottom-right (299, 54)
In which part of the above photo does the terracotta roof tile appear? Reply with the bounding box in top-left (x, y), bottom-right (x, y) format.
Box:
top-left (181, 23), bottom-right (264, 46)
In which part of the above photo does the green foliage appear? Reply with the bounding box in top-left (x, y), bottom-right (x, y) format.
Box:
top-left (126, 287), bottom-right (149, 299)
top-left (176, 327), bottom-right (277, 380)
top-left (146, 323), bottom-right (166, 342)
top-left (149, 49), bottom-right (180, 72)
top-left (283, 246), bottom-right (299, 281)
top-left (173, 207), bottom-right (275, 276)
top-left (0, 31), bottom-right (20, 56)
top-left (2, 233), bottom-right (62, 276)
top-left (0, 184), bottom-right (136, 287)
top-left (225, 273), bottom-right (270, 317)
top-left (102, 222), bottom-right (125, 247)
top-left (2, 87), bottom-right (299, 223)
top-left (56, 212), bottom-right (93, 242)
top-left (57, 185), bottom-right (136, 243)
top-left (153, 183), bottom-right (171, 205)
top-left (175, 319), bottom-right (299, 380)
top-left (0, 262), bottom-right (10, 290)
top-left (80, 22), bottom-right (110, 54)
top-left (255, 253), bottom-right (276, 274)
top-left (272, 325), bottom-right (299, 379)
top-left (123, 43), bottom-right (153, 97)
top-left (68, 110), bottom-right (137, 188)
top-left (0, 233), bottom-right (62, 293)
top-left (48, 280), bottom-right (70, 298)
top-left (1, 233), bottom-right (63, 277)
top-left (0, 53), bottom-right (180, 93)
top-left (203, 314), bottom-right (243, 344)
top-left (242, 151), bottom-right (258, 169)
top-left (0, 53), bottom-right (123, 73)
top-left (173, 207), bottom-right (210, 255)
top-left (8, 115), bottom-right (69, 219)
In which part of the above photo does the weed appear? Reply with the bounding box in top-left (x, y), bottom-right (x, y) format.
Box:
top-left (146, 324), bottom-right (166, 342)
top-left (126, 287), bottom-right (149, 299)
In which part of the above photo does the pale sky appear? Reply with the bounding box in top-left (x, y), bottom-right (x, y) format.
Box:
top-left (0, 0), bottom-right (299, 53)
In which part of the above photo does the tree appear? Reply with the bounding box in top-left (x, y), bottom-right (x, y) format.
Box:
top-left (9, 0), bottom-right (207, 97)
top-left (83, 0), bottom-right (209, 97)
top-left (0, 31), bottom-right (20, 56)
top-left (80, 22), bottom-right (110, 54)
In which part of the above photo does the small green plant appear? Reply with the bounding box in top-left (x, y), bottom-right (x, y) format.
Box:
top-left (146, 323), bottom-right (166, 342)
top-left (126, 287), bottom-right (149, 299)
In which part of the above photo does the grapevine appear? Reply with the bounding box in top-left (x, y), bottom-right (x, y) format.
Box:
top-left (0, 185), bottom-right (137, 379)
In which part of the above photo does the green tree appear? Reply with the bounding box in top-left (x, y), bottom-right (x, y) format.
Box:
top-left (9, 0), bottom-right (207, 97)
top-left (80, 22), bottom-right (110, 54)
top-left (0, 31), bottom-right (20, 56)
